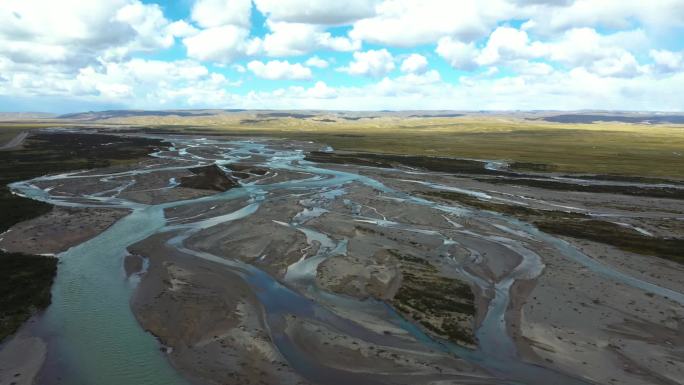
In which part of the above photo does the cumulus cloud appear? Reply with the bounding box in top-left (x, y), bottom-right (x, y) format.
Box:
top-left (435, 38), bottom-right (479, 71)
top-left (0, 0), bottom-right (178, 69)
top-left (339, 49), bottom-right (395, 77)
top-left (521, 0), bottom-right (684, 34)
top-left (182, 0), bottom-right (257, 64)
top-left (0, 57), bottom-right (239, 108)
top-left (253, 0), bottom-right (380, 25)
top-left (400, 54), bottom-right (428, 74)
top-left (247, 60), bottom-right (312, 80)
top-left (190, 0), bottom-right (252, 29)
top-left (166, 20), bottom-right (199, 39)
top-left (3, 0), bottom-right (684, 112)
top-left (257, 21), bottom-right (360, 57)
top-left (183, 25), bottom-right (255, 63)
top-left (305, 56), bottom-right (329, 68)
top-left (437, 25), bottom-right (651, 79)
top-left (476, 27), bottom-right (545, 66)
top-left (649, 49), bottom-right (684, 74)
top-left (237, 67), bottom-right (684, 111)
top-left (305, 81), bottom-right (337, 98)
top-left (349, 0), bottom-right (514, 46)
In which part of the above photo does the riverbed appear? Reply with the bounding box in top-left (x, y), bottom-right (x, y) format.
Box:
top-left (6, 133), bottom-right (684, 385)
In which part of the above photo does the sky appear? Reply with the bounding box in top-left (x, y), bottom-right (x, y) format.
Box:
top-left (1, 0), bottom-right (684, 113)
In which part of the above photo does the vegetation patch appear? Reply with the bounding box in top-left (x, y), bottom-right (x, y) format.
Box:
top-left (477, 177), bottom-right (684, 200)
top-left (305, 151), bottom-right (519, 176)
top-left (180, 164), bottom-right (239, 191)
top-left (422, 190), bottom-right (684, 265)
top-left (0, 252), bottom-right (58, 341)
top-left (536, 220), bottom-right (684, 264)
top-left (389, 250), bottom-right (476, 347)
top-left (559, 174), bottom-right (684, 186)
top-left (225, 163), bottom-right (268, 176)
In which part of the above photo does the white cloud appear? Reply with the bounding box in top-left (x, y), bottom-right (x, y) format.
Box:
top-left (0, 57), bottom-right (239, 108)
top-left (522, 0), bottom-right (684, 34)
top-left (166, 20), bottom-right (199, 38)
top-left (509, 60), bottom-right (553, 76)
top-left (649, 49), bottom-right (684, 74)
top-left (305, 56), bottom-right (329, 68)
top-left (113, 2), bottom-right (176, 53)
top-left (3, 0), bottom-right (684, 112)
top-left (253, 0), bottom-right (380, 25)
top-left (437, 26), bottom-right (650, 79)
top-left (183, 0), bottom-right (256, 64)
top-left (374, 69), bottom-right (442, 96)
top-left (349, 0), bottom-right (515, 47)
top-left (305, 81), bottom-right (337, 98)
top-left (476, 27), bottom-right (545, 66)
top-left (258, 21), bottom-right (360, 57)
top-left (247, 60), bottom-right (312, 80)
top-left (339, 49), bottom-right (395, 77)
top-left (183, 25), bottom-right (254, 63)
top-left (588, 53), bottom-right (642, 78)
top-left (344, 0), bottom-right (684, 49)
top-left (435, 38), bottom-right (479, 71)
top-left (4, 55), bottom-right (684, 112)
top-left (400, 54), bottom-right (428, 74)
top-left (240, 67), bottom-right (684, 111)
top-left (0, 0), bottom-right (178, 69)
top-left (542, 28), bottom-right (648, 78)
top-left (190, 0), bottom-right (252, 29)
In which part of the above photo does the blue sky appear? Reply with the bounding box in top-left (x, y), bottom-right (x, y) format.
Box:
top-left (1, 0), bottom-right (683, 112)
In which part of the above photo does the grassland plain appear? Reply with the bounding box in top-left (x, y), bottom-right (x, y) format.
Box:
top-left (46, 113), bottom-right (684, 179)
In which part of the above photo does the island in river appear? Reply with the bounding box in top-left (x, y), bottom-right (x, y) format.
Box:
top-left (0, 111), bottom-right (683, 385)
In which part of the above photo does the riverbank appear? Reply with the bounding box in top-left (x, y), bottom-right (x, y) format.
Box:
top-left (0, 130), bottom-right (169, 346)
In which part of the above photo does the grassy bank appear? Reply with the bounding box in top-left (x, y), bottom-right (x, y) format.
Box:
top-left (0, 252), bottom-right (57, 341)
top-left (91, 114), bottom-right (684, 180)
top-left (0, 130), bottom-right (167, 341)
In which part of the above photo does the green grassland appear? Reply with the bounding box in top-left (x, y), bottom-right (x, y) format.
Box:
top-left (0, 123), bottom-right (61, 146)
top-left (82, 114), bottom-right (684, 179)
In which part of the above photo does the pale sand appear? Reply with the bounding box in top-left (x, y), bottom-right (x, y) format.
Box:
top-left (512, 237), bottom-right (684, 385)
top-left (129, 232), bottom-right (310, 385)
top-left (0, 206), bottom-right (128, 255)
top-left (184, 196), bottom-right (310, 278)
top-left (0, 335), bottom-right (46, 385)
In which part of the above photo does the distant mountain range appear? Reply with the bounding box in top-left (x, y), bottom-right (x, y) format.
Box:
top-left (2, 109), bottom-right (683, 125)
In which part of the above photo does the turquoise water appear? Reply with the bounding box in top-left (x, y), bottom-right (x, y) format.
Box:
top-left (37, 206), bottom-right (189, 385)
